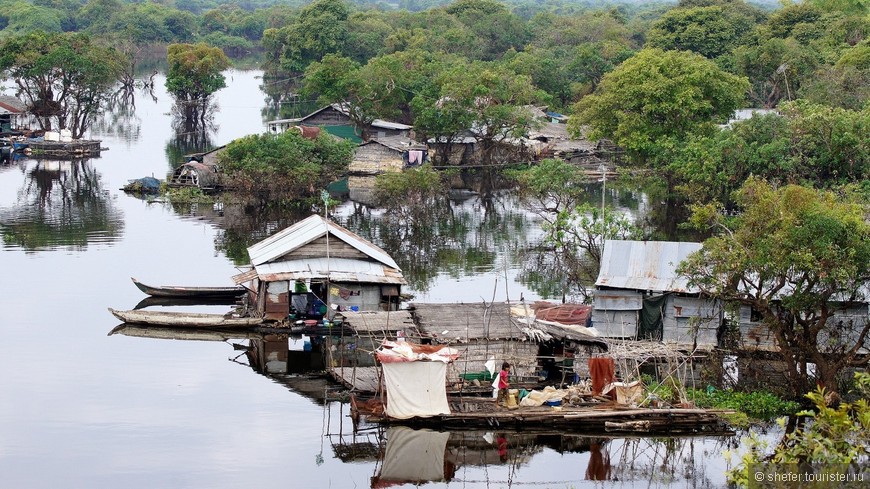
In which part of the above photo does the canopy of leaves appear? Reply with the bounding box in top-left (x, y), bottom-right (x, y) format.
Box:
top-left (645, 5), bottom-right (760, 59)
top-left (166, 42), bottom-right (230, 103)
top-left (570, 48), bottom-right (749, 165)
top-left (218, 130), bottom-right (354, 198)
top-left (0, 31), bottom-right (126, 138)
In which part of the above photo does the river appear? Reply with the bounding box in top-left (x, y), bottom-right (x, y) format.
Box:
top-left (0, 69), bottom-right (753, 488)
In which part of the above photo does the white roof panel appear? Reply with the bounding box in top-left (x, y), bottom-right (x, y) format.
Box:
top-left (596, 240), bottom-right (702, 293)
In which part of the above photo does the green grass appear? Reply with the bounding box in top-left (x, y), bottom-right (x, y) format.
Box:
top-left (687, 387), bottom-right (800, 422)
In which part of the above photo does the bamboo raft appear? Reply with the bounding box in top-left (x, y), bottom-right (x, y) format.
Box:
top-left (353, 396), bottom-right (732, 434)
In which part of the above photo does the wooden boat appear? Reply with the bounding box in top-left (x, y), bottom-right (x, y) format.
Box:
top-left (108, 308), bottom-right (263, 328)
top-left (133, 295), bottom-right (238, 310)
top-left (131, 277), bottom-right (246, 299)
top-left (108, 324), bottom-right (265, 341)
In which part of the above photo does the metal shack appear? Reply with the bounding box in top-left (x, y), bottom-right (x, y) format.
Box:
top-left (592, 240), bottom-right (722, 347)
top-left (234, 215), bottom-right (406, 321)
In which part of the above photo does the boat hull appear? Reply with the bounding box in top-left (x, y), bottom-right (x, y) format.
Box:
top-left (132, 277), bottom-right (245, 299)
top-left (108, 308), bottom-right (262, 328)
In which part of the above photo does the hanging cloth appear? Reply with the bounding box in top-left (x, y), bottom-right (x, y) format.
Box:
top-left (589, 357), bottom-right (615, 396)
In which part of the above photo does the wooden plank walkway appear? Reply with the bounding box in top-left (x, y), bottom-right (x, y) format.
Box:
top-left (329, 366), bottom-right (380, 392)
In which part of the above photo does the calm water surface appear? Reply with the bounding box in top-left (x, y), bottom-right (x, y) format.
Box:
top-left (0, 70), bottom-right (751, 488)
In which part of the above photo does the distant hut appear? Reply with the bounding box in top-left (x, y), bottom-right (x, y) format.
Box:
top-left (592, 240), bottom-right (722, 348)
top-left (234, 215), bottom-right (406, 321)
top-left (267, 104), bottom-right (411, 142)
top-left (348, 136), bottom-right (428, 175)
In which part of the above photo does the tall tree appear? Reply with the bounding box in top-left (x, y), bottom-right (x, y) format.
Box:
top-left (0, 32), bottom-right (125, 138)
top-left (645, 5), bottom-right (759, 59)
top-left (679, 178), bottom-right (870, 398)
top-left (165, 42), bottom-right (230, 123)
top-left (570, 48), bottom-right (749, 167)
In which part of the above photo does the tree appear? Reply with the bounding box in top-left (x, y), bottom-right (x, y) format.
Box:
top-left (510, 159), bottom-right (644, 301)
top-left (0, 32), bottom-right (125, 138)
top-left (679, 178), bottom-right (870, 398)
top-left (570, 48), bottom-right (749, 166)
top-left (218, 130), bottom-right (355, 199)
top-left (422, 61), bottom-right (542, 164)
top-left (645, 5), bottom-right (758, 59)
top-left (277, 0), bottom-right (350, 73)
top-left (165, 42), bottom-right (230, 122)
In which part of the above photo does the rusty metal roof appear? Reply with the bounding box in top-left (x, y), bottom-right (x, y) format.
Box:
top-left (595, 240), bottom-right (702, 293)
top-left (247, 215), bottom-right (400, 270)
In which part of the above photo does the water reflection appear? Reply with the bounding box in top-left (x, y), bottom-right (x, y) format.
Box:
top-left (108, 325), bottom-right (733, 487)
top-left (0, 158), bottom-right (123, 251)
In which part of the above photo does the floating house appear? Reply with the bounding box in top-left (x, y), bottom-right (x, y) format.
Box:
top-left (592, 240), bottom-right (722, 347)
top-left (267, 104), bottom-right (412, 142)
top-left (348, 136), bottom-right (428, 175)
top-left (234, 215), bottom-right (406, 321)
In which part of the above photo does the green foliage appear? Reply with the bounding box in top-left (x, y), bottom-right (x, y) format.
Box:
top-left (671, 102), bottom-right (869, 204)
top-left (570, 48), bottom-right (749, 166)
top-left (645, 5), bottom-right (759, 59)
top-left (725, 372), bottom-right (870, 486)
top-left (0, 31), bottom-right (126, 138)
top-left (374, 163), bottom-right (448, 205)
top-left (688, 387), bottom-right (801, 421)
top-left (165, 42), bottom-right (230, 103)
top-left (218, 130), bottom-right (354, 199)
top-left (166, 186), bottom-right (213, 203)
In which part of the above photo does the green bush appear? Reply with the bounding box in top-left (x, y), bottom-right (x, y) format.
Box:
top-left (688, 387), bottom-right (800, 422)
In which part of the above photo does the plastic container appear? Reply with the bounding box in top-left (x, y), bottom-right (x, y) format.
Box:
top-left (544, 399), bottom-right (562, 407)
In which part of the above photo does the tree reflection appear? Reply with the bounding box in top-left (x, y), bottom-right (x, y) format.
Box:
top-left (165, 105), bottom-right (218, 171)
top-left (260, 75), bottom-right (319, 123)
top-left (0, 159), bottom-right (123, 250)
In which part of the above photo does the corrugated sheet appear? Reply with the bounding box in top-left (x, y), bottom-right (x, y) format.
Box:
top-left (593, 289), bottom-right (643, 310)
top-left (247, 215), bottom-right (400, 270)
top-left (595, 240), bottom-right (702, 293)
top-left (253, 257), bottom-right (406, 285)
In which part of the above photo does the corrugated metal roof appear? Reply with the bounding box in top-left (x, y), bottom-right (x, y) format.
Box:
top-left (252, 257), bottom-right (406, 285)
top-left (0, 96), bottom-right (26, 114)
top-left (596, 240), bottom-right (702, 293)
top-left (247, 215), bottom-right (401, 270)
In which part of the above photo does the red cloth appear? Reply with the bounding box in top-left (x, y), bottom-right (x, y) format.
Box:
top-left (498, 369), bottom-right (509, 389)
top-left (589, 357), bottom-right (615, 395)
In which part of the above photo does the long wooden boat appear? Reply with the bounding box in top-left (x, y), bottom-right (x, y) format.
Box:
top-left (108, 308), bottom-right (263, 328)
top-left (131, 277), bottom-right (246, 299)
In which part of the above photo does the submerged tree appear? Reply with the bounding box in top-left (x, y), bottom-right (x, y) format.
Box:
top-left (0, 31), bottom-right (126, 138)
top-left (679, 178), bottom-right (870, 398)
top-left (165, 42), bottom-right (230, 124)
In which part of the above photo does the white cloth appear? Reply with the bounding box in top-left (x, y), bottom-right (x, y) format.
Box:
top-left (383, 362), bottom-right (450, 419)
top-left (380, 427), bottom-right (448, 482)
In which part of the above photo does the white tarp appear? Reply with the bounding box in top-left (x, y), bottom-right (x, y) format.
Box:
top-left (379, 427), bottom-right (449, 482)
top-left (382, 361), bottom-right (450, 419)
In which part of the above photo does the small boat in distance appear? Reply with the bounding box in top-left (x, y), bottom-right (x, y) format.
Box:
top-left (131, 277), bottom-right (246, 299)
top-left (108, 308), bottom-right (263, 328)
